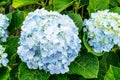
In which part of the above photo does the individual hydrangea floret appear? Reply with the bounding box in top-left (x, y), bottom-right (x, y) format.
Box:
top-left (0, 45), bottom-right (9, 67)
top-left (0, 14), bottom-right (9, 42)
top-left (17, 8), bottom-right (81, 74)
top-left (83, 10), bottom-right (120, 53)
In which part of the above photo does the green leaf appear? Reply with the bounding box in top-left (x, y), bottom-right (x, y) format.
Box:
top-left (110, 7), bottom-right (120, 14)
top-left (104, 65), bottom-right (120, 80)
top-left (6, 36), bottom-right (19, 57)
top-left (8, 11), bottom-right (24, 34)
top-left (68, 53), bottom-right (99, 78)
top-left (22, 8), bottom-right (36, 17)
top-left (117, 0), bottom-right (120, 4)
top-left (53, 0), bottom-right (74, 12)
top-left (87, 0), bottom-right (109, 15)
top-left (65, 12), bottom-right (83, 32)
top-left (5, 36), bottom-right (19, 65)
top-left (0, 0), bottom-right (9, 6)
top-left (83, 33), bottom-right (104, 56)
top-left (49, 74), bottom-right (68, 80)
top-left (80, 0), bottom-right (89, 5)
top-left (109, 0), bottom-right (118, 7)
top-left (68, 74), bottom-right (86, 80)
top-left (18, 63), bottom-right (50, 80)
top-left (5, 36), bottom-right (20, 80)
top-left (6, 12), bottom-right (12, 22)
top-left (9, 65), bottom-right (19, 80)
top-left (98, 52), bottom-right (119, 79)
top-left (0, 67), bottom-right (10, 80)
top-left (54, 75), bottom-right (68, 80)
top-left (12, 0), bottom-right (39, 8)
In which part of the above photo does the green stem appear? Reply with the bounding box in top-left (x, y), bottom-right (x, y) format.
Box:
top-left (73, 0), bottom-right (80, 13)
top-left (41, 1), bottom-right (46, 8)
top-left (79, 4), bottom-right (87, 9)
top-left (37, 0), bottom-right (47, 8)
top-left (48, 0), bottom-right (54, 10)
top-left (45, 0), bottom-right (49, 5)
top-left (81, 6), bottom-right (84, 19)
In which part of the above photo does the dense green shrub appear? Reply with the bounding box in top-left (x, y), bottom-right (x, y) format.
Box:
top-left (0, 0), bottom-right (120, 80)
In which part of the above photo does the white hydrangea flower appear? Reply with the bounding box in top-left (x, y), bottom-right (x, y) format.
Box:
top-left (0, 45), bottom-right (9, 67)
top-left (83, 10), bottom-right (120, 53)
top-left (17, 8), bottom-right (81, 74)
top-left (0, 14), bottom-right (9, 42)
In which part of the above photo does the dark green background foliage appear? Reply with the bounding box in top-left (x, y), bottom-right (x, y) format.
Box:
top-left (0, 0), bottom-right (120, 80)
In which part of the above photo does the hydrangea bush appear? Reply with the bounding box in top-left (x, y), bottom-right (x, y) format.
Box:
top-left (83, 10), bottom-right (120, 53)
top-left (17, 8), bottom-right (81, 74)
top-left (0, 14), bottom-right (9, 42)
top-left (1, 0), bottom-right (120, 80)
top-left (0, 45), bottom-right (9, 67)
top-left (0, 14), bottom-right (9, 67)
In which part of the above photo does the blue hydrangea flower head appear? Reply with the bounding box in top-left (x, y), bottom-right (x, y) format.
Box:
top-left (17, 8), bottom-right (81, 74)
top-left (83, 10), bottom-right (120, 53)
top-left (0, 14), bottom-right (9, 42)
top-left (0, 45), bottom-right (9, 67)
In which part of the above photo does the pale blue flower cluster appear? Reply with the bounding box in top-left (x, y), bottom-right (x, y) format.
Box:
top-left (0, 45), bottom-right (9, 67)
top-left (0, 14), bottom-right (9, 42)
top-left (17, 8), bottom-right (81, 74)
top-left (83, 10), bottom-right (120, 53)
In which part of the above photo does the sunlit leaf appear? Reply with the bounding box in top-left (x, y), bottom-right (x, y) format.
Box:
top-left (87, 0), bottom-right (109, 15)
top-left (12, 0), bottom-right (39, 8)
top-left (68, 53), bottom-right (99, 78)
top-left (104, 65), bottom-right (120, 80)
top-left (53, 0), bottom-right (74, 12)
top-left (0, 67), bottom-right (10, 80)
top-left (110, 7), bottom-right (120, 14)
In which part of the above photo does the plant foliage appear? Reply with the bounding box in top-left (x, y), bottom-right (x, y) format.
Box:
top-left (0, 0), bottom-right (120, 80)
